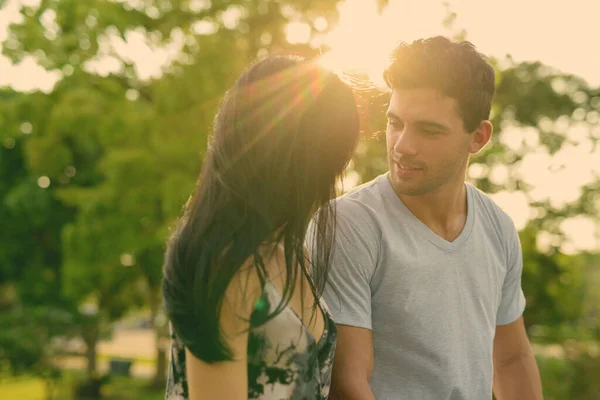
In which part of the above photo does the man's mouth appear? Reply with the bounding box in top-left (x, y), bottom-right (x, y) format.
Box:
top-left (396, 163), bottom-right (422, 171)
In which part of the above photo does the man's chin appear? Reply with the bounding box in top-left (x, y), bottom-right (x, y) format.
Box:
top-left (388, 175), bottom-right (425, 197)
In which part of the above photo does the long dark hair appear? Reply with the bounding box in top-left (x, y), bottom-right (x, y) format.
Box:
top-left (162, 54), bottom-right (360, 363)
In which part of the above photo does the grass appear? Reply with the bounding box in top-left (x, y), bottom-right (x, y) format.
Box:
top-left (0, 376), bottom-right (47, 400)
top-left (103, 376), bottom-right (164, 400)
top-left (3, 351), bottom-right (598, 399)
top-left (0, 370), bottom-right (164, 400)
top-left (0, 372), bottom-right (76, 400)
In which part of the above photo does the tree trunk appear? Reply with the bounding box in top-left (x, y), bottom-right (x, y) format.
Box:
top-left (150, 287), bottom-right (168, 387)
top-left (45, 379), bottom-right (55, 400)
top-left (139, 245), bottom-right (170, 388)
top-left (153, 330), bottom-right (168, 387)
top-left (82, 320), bottom-right (99, 377)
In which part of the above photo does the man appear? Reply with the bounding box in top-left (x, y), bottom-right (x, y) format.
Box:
top-left (313, 37), bottom-right (543, 399)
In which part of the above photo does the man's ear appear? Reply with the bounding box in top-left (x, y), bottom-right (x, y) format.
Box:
top-left (469, 120), bottom-right (492, 154)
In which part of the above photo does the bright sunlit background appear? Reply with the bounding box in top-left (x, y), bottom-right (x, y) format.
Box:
top-left (315, 0), bottom-right (600, 88)
top-left (1, 0), bottom-right (599, 253)
top-left (306, 0), bottom-right (600, 253)
top-left (3, 1), bottom-right (600, 92)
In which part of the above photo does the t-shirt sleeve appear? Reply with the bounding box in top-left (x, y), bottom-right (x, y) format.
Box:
top-left (496, 220), bottom-right (527, 325)
top-left (307, 202), bottom-right (378, 330)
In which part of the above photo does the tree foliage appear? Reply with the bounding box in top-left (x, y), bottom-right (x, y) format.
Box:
top-left (0, 1), bottom-right (598, 393)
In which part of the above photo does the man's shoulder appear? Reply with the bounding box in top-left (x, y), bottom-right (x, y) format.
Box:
top-left (336, 174), bottom-right (385, 207)
top-left (334, 175), bottom-right (385, 222)
top-left (468, 183), bottom-right (517, 236)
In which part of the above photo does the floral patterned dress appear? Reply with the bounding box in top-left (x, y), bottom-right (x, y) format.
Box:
top-left (165, 280), bottom-right (338, 399)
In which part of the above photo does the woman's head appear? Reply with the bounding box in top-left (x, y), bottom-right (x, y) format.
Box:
top-left (163, 54), bottom-right (359, 362)
top-left (208, 54), bottom-right (359, 229)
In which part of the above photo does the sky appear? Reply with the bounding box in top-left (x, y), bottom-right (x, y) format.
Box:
top-left (0, 0), bottom-right (598, 252)
top-left (307, 0), bottom-right (600, 87)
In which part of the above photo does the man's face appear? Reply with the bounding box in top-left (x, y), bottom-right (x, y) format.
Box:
top-left (386, 87), bottom-right (485, 197)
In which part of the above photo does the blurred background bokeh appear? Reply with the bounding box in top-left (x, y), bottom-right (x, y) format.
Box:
top-left (0, 0), bottom-right (598, 399)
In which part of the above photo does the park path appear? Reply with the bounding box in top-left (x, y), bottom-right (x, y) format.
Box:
top-left (55, 328), bottom-right (158, 379)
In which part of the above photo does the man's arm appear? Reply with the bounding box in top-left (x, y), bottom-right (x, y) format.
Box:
top-left (493, 316), bottom-right (543, 400)
top-left (329, 325), bottom-right (376, 400)
top-left (307, 203), bottom-right (380, 399)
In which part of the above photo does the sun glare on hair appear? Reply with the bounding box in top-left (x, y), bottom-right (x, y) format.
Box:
top-left (317, 0), bottom-right (392, 88)
top-left (317, 0), bottom-right (451, 88)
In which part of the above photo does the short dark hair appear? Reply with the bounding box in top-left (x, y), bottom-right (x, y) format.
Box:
top-left (162, 54), bottom-right (360, 362)
top-left (383, 36), bottom-right (495, 132)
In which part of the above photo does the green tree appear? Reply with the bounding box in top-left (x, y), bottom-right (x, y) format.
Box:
top-left (0, 306), bottom-right (74, 400)
top-left (0, 89), bottom-right (78, 400)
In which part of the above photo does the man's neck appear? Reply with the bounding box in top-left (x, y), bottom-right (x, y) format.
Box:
top-left (395, 176), bottom-right (468, 242)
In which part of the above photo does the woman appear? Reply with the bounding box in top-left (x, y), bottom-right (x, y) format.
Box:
top-left (162, 54), bottom-right (360, 399)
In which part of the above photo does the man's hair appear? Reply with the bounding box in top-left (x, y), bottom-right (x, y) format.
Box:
top-left (383, 36), bottom-right (496, 132)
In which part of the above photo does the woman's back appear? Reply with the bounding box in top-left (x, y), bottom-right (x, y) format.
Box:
top-left (165, 246), bottom-right (338, 399)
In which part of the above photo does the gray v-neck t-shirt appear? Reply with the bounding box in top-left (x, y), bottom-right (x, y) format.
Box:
top-left (310, 173), bottom-right (526, 399)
